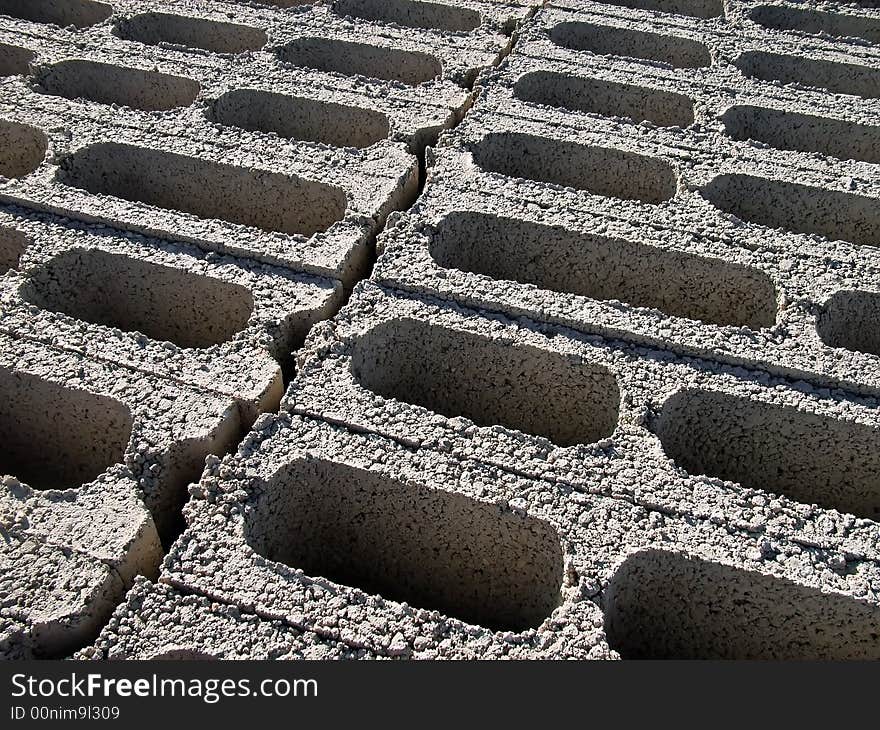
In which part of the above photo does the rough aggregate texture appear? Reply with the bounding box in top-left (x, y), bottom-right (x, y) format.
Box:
top-left (2, 0), bottom-right (880, 660)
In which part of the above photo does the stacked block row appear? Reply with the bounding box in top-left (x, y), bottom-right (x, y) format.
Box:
top-left (0, 0), bottom-right (543, 657)
top-left (8, 0), bottom-right (880, 660)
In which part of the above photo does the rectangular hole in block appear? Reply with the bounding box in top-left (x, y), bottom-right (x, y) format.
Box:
top-left (56, 142), bottom-right (347, 237)
top-left (590, 0), bottom-right (722, 19)
top-left (549, 22), bottom-right (711, 69)
top-left (116, 13), bottom-right (267, 54)
top-left (332, 0), bottom-right (481, 32)
top-left (750, 5), bottom-right (880, 45)
top-left (351, 318), bottom-right (620, 446)
top-left (0, 368), bottom-right (131, 490)
top-left (604, 550), bottom-right (880, 659)
top-left (429, 211), bottom-right (777, 329)
top-left (0, 226), bottom-right (29, 274)
top-left (37, 59), bottom-right (201, 112)
top-left (244, 459), bottom-right (564, 632)
top-left (276, 37), bottom-right (442, 86)
top-left (514, 71), bottom-right (695, 128)
top-left (722, 105), bottom-right (880, 164)
top-left (0, 42), bottom-right (33, 77)
top-left (817, 290), bottom-right (880, 357)
top-left (0, 119), bottom-right (47, 179)
top-left (734, 51), bottom-right (880, 99)
top-left (0, 0), bottom-right (112, 27)
top-left (653, 388), bottom-right (880, 520)
top-left (19, 249), bottom-right (255, 349)
top-left (471, 132), bottom-right (677, 204)
top-left (210, 89), bottom-right (389, 148)
top-left (701, 173), bottom-right (880, 248)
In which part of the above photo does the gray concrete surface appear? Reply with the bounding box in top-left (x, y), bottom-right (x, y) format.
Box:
top-left (0, 334), bottom-right (241, 657)
top-left (78, 579), bottom-right (378, 659)
top-left (0, 0), bottom-right (878, 660)
top-left (0, 206), bottom-right (341, 419)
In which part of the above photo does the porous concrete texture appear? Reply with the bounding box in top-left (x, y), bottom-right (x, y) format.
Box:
top-left (285, 283), bottom-right (880, 557)
top-left (0, 0), bottom-right (518, 657)
top-left (0, 0), bottom-right (552, 284)
top-left (2, 0), bottom-right (880, 660)
top-left (159, 412), bottom-right (880, 659)
top-left (0, 0), bottom-right (516, 283)
top-left (0, 70), bottom-right (417, 285)
top-left (78, 579), bottom-right (378, 660)
top-left (0, 334), bottom-right (243, 658)
top-left (0, 205), bottom-right (341, 419)
top-left (374, 1), bottom-right (880, 395)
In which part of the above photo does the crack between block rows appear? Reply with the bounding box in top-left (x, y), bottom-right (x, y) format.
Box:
top-left (54, 4), bottom-right (555, 655)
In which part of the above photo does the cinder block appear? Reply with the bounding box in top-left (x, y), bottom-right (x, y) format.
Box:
top-left (110, 1), bottom-right (510, 84)
top-left (0, 0), bottom-right (114, 29)
top-left (79, 579), bottom-right (377, 660)
top-left (0, 0), bottom-right (544, 285)
top-left (3, 0), bottom-right (880, 662)
top-left (0, 332), bottom-right (248, 656)
top-left (738, 2), bottom-right (880, 46)
top-left (159, 412), bottom-right (880, 660)
top-left (161, 413), bottom-right (612, 659)
top-left (1, 540), bottom-right (124, 659)
top-left (329, 0), bottom-right (530, 34)
top-left (0, 334), bottom-right (242, 540)
top-left (0, 80), bottom-right (417, 285)
top-left (286, 283), bottom-right (880, 560)
top-left (0, 206), bottom-right (341, 420)
top-left (372, 2), bottom-right (880, 395)
top-left (5, 26), bottom-right (471, 153)
top-left (549, 0), bottom-right (725, 20)
top-left (0, 0), bottom-right (525, 283)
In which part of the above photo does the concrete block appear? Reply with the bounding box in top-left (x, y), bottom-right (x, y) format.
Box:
top-left (1, 540), bottom-right (124, 659)
top-left (739, 2), bottom-right (880, 46)
top-left (6, 25), bottom-right (471, 153)
top-left (0, 332), bottom-right (246, 656)
top-left (286, 282), bottom-right (880, 560)
top-left (0, 76), bottom-right (417, 285)
top-left (0, 333), bottom-right (242, 541)
top-left (160, 412), bottom-right (880, 659)
top-left (110, 1), bottom-right (509, 85)
top-left (161, 413), bottom-right (613, 659)
top-left (0, 0), bottom-right (539, 284)
top-left (372, 5), bottom-right (880, 396)
top-left (79, 579), bottom-right (377, 660)
top-left (3, 0), bottom-right (880, 661)
top-left (0, 206), bottom-right (341, 419)
top-left (0, 0), bottom-right (521, 283)
top-left (0, 0), bottom-right (114, 29)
